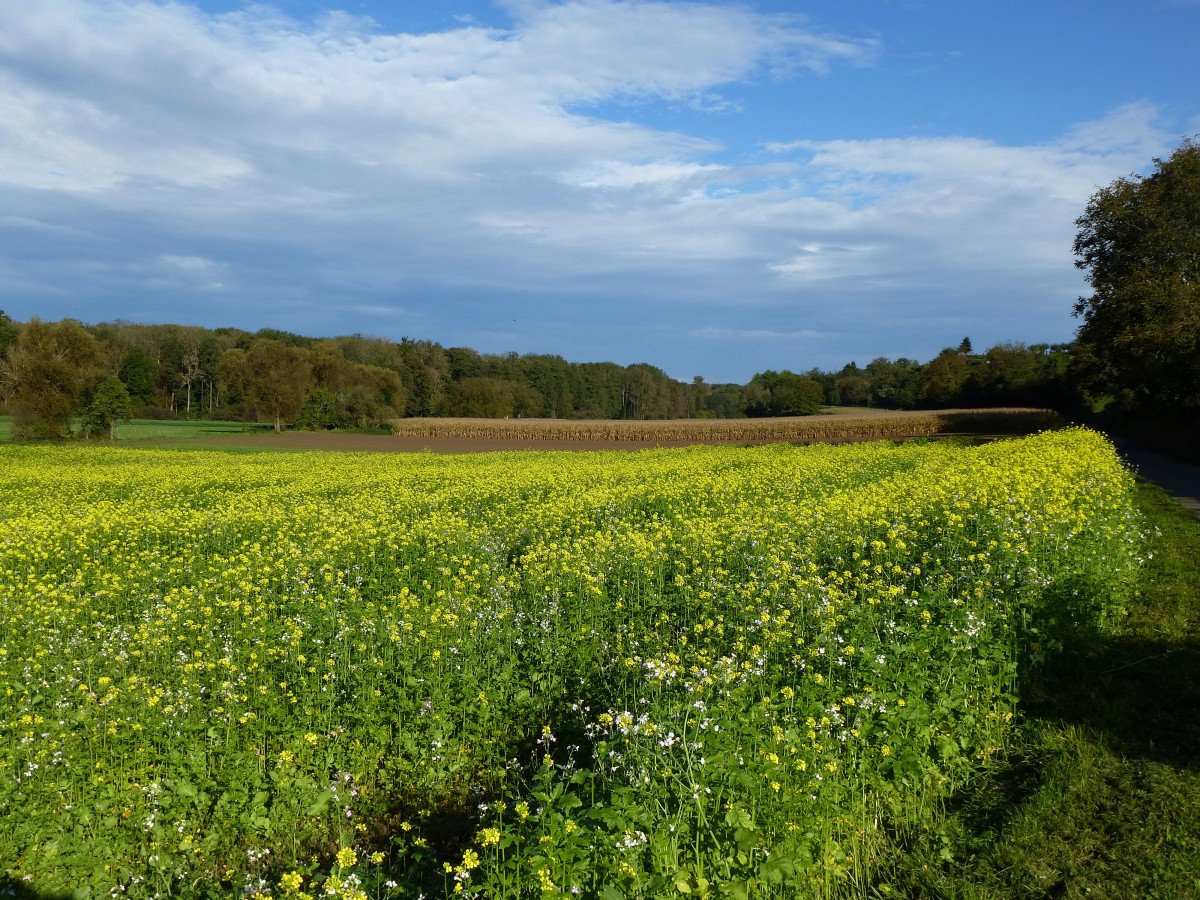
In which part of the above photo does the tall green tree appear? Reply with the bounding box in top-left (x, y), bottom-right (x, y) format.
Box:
top-left (770, 372), bottom-right (824, 416)
top-left (918, 348), bottom-right (970, 408)
top-left (1073, 137), bottom-right (1200, 413)
top-left (741, 370), bottom-right (824, 417)
top-left (397, 339), bottom-right (448, 416)
top-left (835, 371), bottom-right (870, 407)
top-left (865, 357), bottom-right (921, 409)
top-left (86, 375), bottom-right (133, 439)
top-left (621, 364), bottom-right (683, 419)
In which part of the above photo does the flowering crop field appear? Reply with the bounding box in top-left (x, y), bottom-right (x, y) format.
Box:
top-left (0, 431), bottom-right (1142, 899)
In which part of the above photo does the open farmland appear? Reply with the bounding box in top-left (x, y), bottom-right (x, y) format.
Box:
top-left (129, 408), bottom-right (1062, 454)
top-left (0, 430), bottom-right (1142, 898)
top-left (384, 409), bottom-right (1064, 445)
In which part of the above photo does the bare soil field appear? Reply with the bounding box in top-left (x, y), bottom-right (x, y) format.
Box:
top-left (187, 407), bottom-right (1061, 454)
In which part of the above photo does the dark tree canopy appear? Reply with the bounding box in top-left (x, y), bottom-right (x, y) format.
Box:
top-left (740, 370), bottom-right (823, 417)
top-left (0, 309), bottom-right (17, 360)
top-left (919, 348), bottom-right (971, 408)
top-left (118, 347), bottom-right (157, 405)
top-left (1073, 137), bottom-right (1200, 413)
top-left (445, 376), bottom-right (542, 418)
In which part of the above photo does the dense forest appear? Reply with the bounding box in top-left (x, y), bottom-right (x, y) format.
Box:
top-left (0, 311), bottom-right (1082, 439)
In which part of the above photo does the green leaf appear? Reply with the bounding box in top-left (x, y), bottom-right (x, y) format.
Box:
top-left (560, 793), bottom-right (583, 811)
top-left (305, 789), bottom-right (334, 816)
top-left (724, 807), bottom-right (754, 831)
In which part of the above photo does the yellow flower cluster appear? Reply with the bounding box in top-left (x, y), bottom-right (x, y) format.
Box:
top-left (0, 430), bottom-right (1141, 896)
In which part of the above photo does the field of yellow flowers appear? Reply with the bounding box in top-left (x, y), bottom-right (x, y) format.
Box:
top-left (0, 431), bottom-right (1142, 898)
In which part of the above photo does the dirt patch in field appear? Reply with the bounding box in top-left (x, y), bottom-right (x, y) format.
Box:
top-left (188, 432), bottom-right (703, 453)
top-left (184, 411), bottom-right (1018, 455)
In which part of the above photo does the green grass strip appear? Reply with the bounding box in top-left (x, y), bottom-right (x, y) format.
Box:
top-left (873, 479), bottom-right (1200, 899)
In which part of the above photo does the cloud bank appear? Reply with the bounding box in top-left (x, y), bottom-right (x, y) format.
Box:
top-left (0, 0), bottom-right (1185, 381)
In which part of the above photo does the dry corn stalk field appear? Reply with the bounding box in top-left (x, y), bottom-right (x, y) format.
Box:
top-left (386, 408), bottom-right (1064, 445)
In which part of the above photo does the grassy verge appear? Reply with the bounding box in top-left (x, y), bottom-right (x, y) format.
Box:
top-left (874, 479), bottom-right (1200, 899)
top-left (0, 418), bottom-right (274, 443)
top-left (114, 419), bottom-right (275, 440)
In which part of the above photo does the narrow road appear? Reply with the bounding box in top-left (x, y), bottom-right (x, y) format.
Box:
top-left (1111, 437), bottom-right (1200, 520)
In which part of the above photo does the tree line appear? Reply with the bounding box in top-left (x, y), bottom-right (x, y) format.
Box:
top-left (0, 312), bottom-right (1082, 439)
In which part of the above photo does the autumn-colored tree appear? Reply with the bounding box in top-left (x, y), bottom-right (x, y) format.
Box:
top-left (0, 318), bottom-right (105, 438)
top-left (445, 376), bottom-right (542, 418)
top-left (241, 340), bottom-right (314, 431)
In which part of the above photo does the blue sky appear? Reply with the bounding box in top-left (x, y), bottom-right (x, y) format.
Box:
top-left (1, 1), bottom-right (1196, 383)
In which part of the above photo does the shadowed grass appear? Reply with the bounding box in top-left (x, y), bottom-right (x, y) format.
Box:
top-left (113, 419), bottom-right (275, 440)
top-left (0, 417), bottom-right (274, 444)
top-left (871, 479), bottom-right (1200, 899)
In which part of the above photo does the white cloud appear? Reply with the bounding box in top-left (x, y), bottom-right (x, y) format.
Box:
top-left (159, 254), bottom-right (219, 273)
top-left (694, 326), bottom-right (826, 343)
top-left (762, 105), bottom-right (1179, 290)
top-left (0, 1), bottom-right (1189, 381)
top-left (0, 0), bottom-right (870, 199)
top-left (559, 160), bottom-right (728, 193)
top-left (499, 0), bottom-right (877, 101)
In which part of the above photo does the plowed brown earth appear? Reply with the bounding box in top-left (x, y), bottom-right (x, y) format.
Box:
top-left (198, 432), bottom-right (698, 453)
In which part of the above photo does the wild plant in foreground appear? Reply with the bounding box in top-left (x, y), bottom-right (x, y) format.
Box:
top-left (0, 430), bottom-right (1140, 897)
